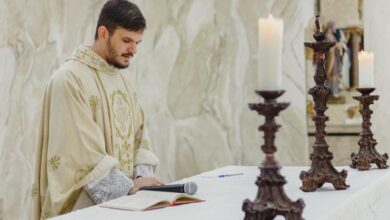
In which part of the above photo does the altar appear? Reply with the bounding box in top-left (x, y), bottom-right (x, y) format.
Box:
top-left (51, 166), bottom-right (390, 220)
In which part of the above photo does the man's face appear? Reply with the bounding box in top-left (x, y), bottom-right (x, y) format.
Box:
top-left (105, 27), bottom-right (143, 69)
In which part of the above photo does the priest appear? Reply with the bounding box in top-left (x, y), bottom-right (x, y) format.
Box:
top-left (31, 0), bottom-right (162, 219)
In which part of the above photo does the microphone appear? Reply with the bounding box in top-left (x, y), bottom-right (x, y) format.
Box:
top-left (139, 182), bottom-right (198, 195)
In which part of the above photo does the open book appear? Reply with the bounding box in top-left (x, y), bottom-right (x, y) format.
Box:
top-left (100, 190), bottom-right (203, 211)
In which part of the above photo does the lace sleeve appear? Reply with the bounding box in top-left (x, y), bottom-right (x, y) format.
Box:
top-left (83, 168), bottom-right (133, 204)
top-left (133, 164), bottom-right (154, 178)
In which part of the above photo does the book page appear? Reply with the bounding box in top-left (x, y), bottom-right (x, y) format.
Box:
top-left (101, 191), bottom-right (202, 211)
top-left (101, 191), bottom-right (171, 211)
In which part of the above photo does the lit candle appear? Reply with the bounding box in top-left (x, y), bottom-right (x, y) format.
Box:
top-left (258, 14), bottom-right (284, 90)
top-left (358, 51), bottom-right (374, 88)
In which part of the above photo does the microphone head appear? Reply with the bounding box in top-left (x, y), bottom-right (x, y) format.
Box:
top-left (184, 182), bottom-right (198, 195)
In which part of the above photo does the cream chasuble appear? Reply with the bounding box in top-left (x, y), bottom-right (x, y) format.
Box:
top-left (31, 46), bottom-right (159, 219)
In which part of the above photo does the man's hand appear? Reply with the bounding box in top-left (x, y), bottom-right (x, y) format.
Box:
top-left (129, 177), bottom-right (163, 194)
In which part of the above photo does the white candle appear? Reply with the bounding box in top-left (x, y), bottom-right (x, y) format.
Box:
top-left (258, 14), bottom-right (284, 90)
top-left (358, 51), bottom-right (374, 88)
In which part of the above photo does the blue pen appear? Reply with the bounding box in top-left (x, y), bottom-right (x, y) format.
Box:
top-left (217, 173), bottom-right (244, 178)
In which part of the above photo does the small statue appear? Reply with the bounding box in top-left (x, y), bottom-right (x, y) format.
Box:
top-left (324, 21), bottom-right (343, 99)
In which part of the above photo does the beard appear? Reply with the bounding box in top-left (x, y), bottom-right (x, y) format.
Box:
top-left (106, 39), bottom-right (131, 69)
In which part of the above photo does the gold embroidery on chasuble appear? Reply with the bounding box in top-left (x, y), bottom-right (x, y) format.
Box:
top-left (140, 139), bottom-right (150, 148)
top-left (111, 90), bottom-right (134, 174)
top-left (74, 166), bottom-right (94, 183)
top-left (111, 90), bottom-right (132, 140)
top-left (49, 156), bottom-right (61, 171)
top-left (42, 210), bottom-right (52, 219)
top-left (31, 183), bottom-right (38, 197)
top-left (89, 95), bottom-right (101, 121)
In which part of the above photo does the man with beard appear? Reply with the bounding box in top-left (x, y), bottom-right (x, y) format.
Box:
top-left (31, 0), bottom-right (162, 219)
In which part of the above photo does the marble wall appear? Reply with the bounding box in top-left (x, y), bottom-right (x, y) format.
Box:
top-left (364, 0), bottom-right (390, 161)
top-left (0, 0), bottom-right (313, 219)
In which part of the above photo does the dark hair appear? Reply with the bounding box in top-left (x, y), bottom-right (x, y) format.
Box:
top-left (94, 0), bottom-right (146, 40)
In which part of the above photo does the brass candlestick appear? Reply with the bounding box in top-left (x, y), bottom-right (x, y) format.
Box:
top-left (242, 90), bottom-right (305, 220)
top-left (350, 88), bottom-right (389, 170)
top-left (299, 16), bottom-right (349, 192)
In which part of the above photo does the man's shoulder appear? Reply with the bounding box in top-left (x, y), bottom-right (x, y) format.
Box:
top-left (50, 60), bottom-right (95, 85)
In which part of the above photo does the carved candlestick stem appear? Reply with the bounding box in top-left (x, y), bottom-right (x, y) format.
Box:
top-left (299, 15), bottom-right (349, 192)
top-left (242, 90), bottom-right (305, 220)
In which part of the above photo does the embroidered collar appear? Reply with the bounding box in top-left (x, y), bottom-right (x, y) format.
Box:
top-left (69, 45), bottom-right (121, 75)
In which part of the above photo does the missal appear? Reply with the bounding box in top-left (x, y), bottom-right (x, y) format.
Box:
top-left (100, 190), bottom-right (203, 211)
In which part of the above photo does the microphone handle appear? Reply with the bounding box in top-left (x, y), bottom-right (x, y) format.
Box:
top-left (139, 184), bottom-right (185, 193)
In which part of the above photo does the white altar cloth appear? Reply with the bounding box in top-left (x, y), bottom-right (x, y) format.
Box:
top-left (51, 166), bottom-right (390, 220)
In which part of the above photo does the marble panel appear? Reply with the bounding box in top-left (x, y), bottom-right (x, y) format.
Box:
top-left (364, 0), bottom-right (390, 160)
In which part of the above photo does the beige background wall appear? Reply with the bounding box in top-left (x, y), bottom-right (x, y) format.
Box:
top-left (365, 0), bottom-right (390, 163)
top-left (0, 0), bottom-right (313, 219)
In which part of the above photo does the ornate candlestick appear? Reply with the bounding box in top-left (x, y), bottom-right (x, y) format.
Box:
top-left (350, 88), bottom-right (388, 170)
top-left (242, 90), bottom-right (305, 220)
top-left (299, 16), bottom-right (349, 192)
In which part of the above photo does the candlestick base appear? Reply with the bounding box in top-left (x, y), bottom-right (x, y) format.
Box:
top-left (350, 88), bottom-right (389, 170)
top-left (243, 156), bottom-right (305, 220)
top-left (300, 162), bottom-right (349, 192)
top-left (242, 90), bottom-right (305, 220)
